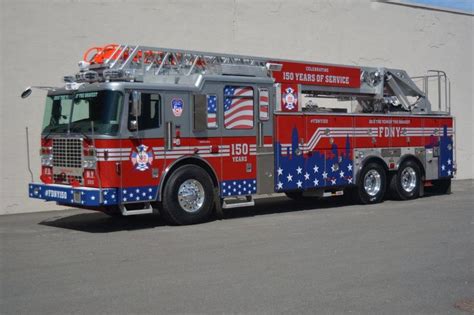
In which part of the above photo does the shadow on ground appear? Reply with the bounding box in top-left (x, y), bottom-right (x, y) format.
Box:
top-left (39, 190), bottom-right (447, 233)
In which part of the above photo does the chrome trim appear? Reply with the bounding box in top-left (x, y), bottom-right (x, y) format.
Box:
top-left (400, 166), bottom-right (417, 193)
top-left (178, 179), bottom-right (205, 213)
top-left (364, 169), bottom-right (382, 196)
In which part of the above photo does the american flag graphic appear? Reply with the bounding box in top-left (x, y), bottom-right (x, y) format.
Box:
top-left (207, 95), bottom-right (217, 128)
top-left (259, 89), bottom-right (269, 120)
top-left (439, 125), bottom-right (454, 178)
top-left (275, 128), bottom-right (353, 192)
top-left (224, 86), bottom-right (254, 129)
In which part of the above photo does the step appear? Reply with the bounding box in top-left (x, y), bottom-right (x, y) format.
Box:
top-left (222, 196), bottom-right (255, 209)
top-left (119, 202), bottom-right (153, 216)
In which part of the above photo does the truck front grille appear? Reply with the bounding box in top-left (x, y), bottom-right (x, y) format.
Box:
top-left (52, 138), bottom-right (83, 168)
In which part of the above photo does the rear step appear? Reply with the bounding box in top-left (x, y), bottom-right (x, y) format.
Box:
top-left (222, 195), bottom-right (255, 209)
top-left (119, 203), bottom-right (153, 216)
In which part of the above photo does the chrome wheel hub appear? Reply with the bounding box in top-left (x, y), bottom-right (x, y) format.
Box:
top-left (401, 166), bottom-right (417, 193)
top-left (178, 179), bottom-right (205, 213)
top-left (364, 169), bottom-right (381, 196)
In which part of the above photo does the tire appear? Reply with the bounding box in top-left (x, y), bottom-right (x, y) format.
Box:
top-left (160, 165), bottom-right (215, 225)
top-left (353, 162), bottom-right (387, 204)
top-left (285, 191), bottom-right (304, 200)
top-left (389, 160), bottom-right (421, 200)
top-left (427, 178), bottom-right (451, 195)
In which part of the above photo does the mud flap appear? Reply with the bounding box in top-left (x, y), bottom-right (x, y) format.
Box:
top-left (214, 187), bottom-right (224, 220)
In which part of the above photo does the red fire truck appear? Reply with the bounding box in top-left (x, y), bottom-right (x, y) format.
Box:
top-left (23, 44), bottom-right (455, 225)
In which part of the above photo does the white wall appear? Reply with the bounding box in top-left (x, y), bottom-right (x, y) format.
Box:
top-left (1, 0), bottom-right (472, 214)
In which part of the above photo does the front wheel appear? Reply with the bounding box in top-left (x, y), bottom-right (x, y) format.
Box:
top-left (389, 160), bottom-right (421, 200)
top-left (160, 165), bottom-right (215, 225)
top-left (353, 162), bottom-right (387, 204)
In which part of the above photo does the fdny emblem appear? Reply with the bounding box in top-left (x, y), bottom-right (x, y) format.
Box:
top-left (171, 98), bottom-right (184, 117)
top-left (131, 145), bottom-right (154, 171)
top-left (283, 87), bottom-right (297, 111)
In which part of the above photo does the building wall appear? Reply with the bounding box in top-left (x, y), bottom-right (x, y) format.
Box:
top-left (1, 0), bottom-right (472, 214)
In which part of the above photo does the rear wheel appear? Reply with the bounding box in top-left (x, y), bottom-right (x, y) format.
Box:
top-left (389, 160), bottom-right (421, 200)
top-left (353, 162), bottom-right (386, 204)
top-left (161, 165), bottom-right (214, 225)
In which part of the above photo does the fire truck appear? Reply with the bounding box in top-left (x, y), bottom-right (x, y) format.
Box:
top-left (23, 44), bottom-right (455, 225)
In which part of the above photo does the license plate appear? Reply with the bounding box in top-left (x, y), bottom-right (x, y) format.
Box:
top-left (73, 191), bottom-right (81, 203)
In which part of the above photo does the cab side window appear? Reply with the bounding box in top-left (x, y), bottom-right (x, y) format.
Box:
top-left (207, 95), bottom-right (218, 129)
top-left (224, 86), bottom-right (254, 129)
top-left (129, 93), bottom-right (161, 130)
top-left (258, 88), bottom-right (269, 121)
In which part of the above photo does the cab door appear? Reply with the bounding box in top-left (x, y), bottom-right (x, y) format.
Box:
top-left (162, 92), bottom-right (191, 160)
top-left (119, 91), bottom-right (164, 204)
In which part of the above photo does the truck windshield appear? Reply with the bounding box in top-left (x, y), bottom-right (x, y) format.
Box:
top-left (42, 91), bottom-right (123, 135)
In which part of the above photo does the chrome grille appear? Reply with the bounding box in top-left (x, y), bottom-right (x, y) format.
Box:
top-left (52, 138), bottom-right (83, 168)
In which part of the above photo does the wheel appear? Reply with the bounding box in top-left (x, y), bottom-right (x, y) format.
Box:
top-left (161, 165), bottom-right (215, 225)
top-left (427, 178), bottom-right (451, 195)
top-left (285, 191), bottom-right (304, 200)
top-left (353, 162), bottom-right (387, 204)
top-left (389, 160), bottom-right (421, 200)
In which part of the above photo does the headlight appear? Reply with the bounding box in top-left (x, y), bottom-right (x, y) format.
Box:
top-left (41, 155), bottom-right (53, 166)
top-left (82, 159), bottom-right (97, 169)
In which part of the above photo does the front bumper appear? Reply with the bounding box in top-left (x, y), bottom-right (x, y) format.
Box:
top-left (28, 183), bottom-right (118, 206)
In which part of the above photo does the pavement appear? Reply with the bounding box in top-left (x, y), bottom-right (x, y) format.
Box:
top-left (1, 180), bottom-right (473, 314)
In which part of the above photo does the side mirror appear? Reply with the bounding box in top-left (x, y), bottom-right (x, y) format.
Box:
top-left (129, 119), bottom-right (138, 131)
top-left (21, 87), bottom-right (33, 99)
top-left (130, 91), bottom-right (142, 117)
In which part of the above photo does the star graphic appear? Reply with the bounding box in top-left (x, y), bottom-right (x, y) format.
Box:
top-left (339, 170), bottom-right (345, 178)
top-left (331, 164), bottom-right (337, 172)
top-left (287, 173), bottom-right (293, 182)
top-left (296, 180), bottom-right (302, 188)
top-left (447, 159), bottom-right (451, 165)
top-left (296, 166), bottom-right (302, 174)
top-left (277, 167), bottom-right (283, 176)
top-left (331, 178), bottom-right (337, 185)
top-left (322, 171), bottom-right (328, 179)
top-left (304, 172), bottom-right (310, 180)
top-left (441, 164), bottom-right (445, 171)
top-left (277, 182), bottom-right (283, 190)
top-left (347, 164), bottom-right (352, 171)
top-left (313, 178), bottom-right (319, 186)
top-left (313, 165), bottom-right (319, 173)
top-left (448, 170), bottom-right (452, 175)
top-left (347, 177), bottom-right (353, 184)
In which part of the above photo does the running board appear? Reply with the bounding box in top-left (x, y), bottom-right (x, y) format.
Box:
top-left (222, 196), bottom-right (255, 209)
top-left (322, 190), bottom-right (344, 198)
top-left (119, 203), bottom-right (153, 216)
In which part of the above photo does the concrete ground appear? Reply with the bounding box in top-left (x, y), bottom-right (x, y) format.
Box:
top-left (1, 180), bottom-right (473, 314)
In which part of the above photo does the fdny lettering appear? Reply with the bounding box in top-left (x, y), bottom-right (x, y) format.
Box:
top-left (44, 190), bottom-right (68, 199)
top-left (378, 127), bottom-right (405, 138)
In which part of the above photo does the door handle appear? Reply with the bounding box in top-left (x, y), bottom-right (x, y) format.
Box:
top-left (257, 121), bottom-right (263, 148)
top-left (165, 121), bottom-right (173, 150)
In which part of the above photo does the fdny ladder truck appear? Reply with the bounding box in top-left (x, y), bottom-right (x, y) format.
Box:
top-left (23, 44), bottom-right (455, 225)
